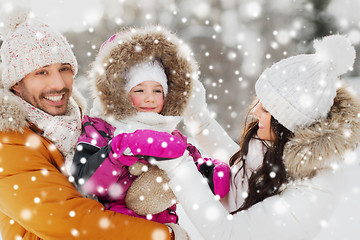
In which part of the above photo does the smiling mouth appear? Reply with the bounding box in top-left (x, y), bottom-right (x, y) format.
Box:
top-left (42, 94), bottom-right (67, 106)
top-left (140, 107), bottom-right (156, 111)
top-left (44, 95), bottom-right (64, 102)
top-left (258, 122), bottom-right (265, 129)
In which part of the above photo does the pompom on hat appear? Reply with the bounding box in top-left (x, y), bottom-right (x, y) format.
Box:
top-left (255, 35), bottom-right (356, 132)
top-left (0, 5), bottom-right (78, 89)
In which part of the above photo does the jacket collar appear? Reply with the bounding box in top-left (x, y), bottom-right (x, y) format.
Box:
top-left (283, 85), bottom-right (360, 179)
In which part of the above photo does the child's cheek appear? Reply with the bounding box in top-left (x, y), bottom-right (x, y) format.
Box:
top-left (158, 96), bottom-right (164, 105)
top-left (131, 95), bottom-right (142, 107)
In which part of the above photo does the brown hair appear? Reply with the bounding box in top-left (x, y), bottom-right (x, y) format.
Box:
top-left (229, 102), bottom-right (294, 213)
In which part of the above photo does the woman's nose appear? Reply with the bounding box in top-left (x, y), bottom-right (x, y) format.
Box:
top-left (253, 104), bottom-right (261, 118)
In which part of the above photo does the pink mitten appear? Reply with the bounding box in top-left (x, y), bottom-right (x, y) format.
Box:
top-left (197, 158), bottom-right (230, 198)
top-left (111, 129), bottom-right (187, 161)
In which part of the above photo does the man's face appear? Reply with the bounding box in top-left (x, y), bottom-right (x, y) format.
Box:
top-left (12, 63), bottom-right (74, 116)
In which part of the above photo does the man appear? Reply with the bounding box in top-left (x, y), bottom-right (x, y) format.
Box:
top-left (0, 7), bottom-right (174, 239)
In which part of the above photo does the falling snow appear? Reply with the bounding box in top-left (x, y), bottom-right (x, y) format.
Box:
top-left (1, 0), bottom-right (360, 240)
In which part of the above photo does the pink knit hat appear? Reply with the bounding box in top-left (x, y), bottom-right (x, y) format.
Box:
top-left (0, 6), bottom-right (78, 89)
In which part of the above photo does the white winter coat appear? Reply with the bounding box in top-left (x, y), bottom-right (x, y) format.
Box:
top-left (158, 86), bottom-right (360, 240)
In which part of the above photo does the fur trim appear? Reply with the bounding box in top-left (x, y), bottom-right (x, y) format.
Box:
top-left (0, 63), bottom-right (3, 88)
top-left (71, 86), bottom-right (88, 116)
top-left (284, 84), bottom-right (360, 179)
top-left (89, 25), bottom-right (198, 119)
top-left (0, 89), bottom-right (27, 133)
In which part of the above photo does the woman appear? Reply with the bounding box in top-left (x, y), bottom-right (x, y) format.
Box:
top-left (156, 34), bottom-right (360, 239)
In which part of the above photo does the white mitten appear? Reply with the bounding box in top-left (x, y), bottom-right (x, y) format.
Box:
top-left (183, 79), bottom-right (239, 163)
top-left (152, 151), bottom-right (191, 176)
top-left (166, 223), bottom-right (191, 240)
top-left (183, 78), bottom-right (210, 135)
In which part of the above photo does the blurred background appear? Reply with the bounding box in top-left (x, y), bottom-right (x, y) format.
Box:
top-left (2, 0), bottom-right (360, 140)
top-left (1, 1), bottom-right (360, 239)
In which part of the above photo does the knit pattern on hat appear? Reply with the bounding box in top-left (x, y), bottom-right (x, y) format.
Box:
top-left (124, 60), bottom-right (168, 95)
top-left (0, 7), bottom-right (78, 89)
top-left (255, 35), bottom-right (356, 131)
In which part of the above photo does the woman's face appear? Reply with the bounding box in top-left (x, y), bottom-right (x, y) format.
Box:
top-left (253, 102), bottom-right (276, 141)
top-left (129, 81), bottom-right (164, 113)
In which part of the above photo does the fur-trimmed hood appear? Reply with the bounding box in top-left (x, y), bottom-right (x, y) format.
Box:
top-left (88, 25), bottom-right (199, 120)
top-left (283, 84), bottom-right (360, 179)
top-left (0, 87), bottom-right (87, 133)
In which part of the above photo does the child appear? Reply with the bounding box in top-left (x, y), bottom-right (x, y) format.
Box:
top-left (70, 26), bottom-right (230, 228)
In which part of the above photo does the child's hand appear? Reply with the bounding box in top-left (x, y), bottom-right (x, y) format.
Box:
top-left (111, 129), bottom-right (187, 160)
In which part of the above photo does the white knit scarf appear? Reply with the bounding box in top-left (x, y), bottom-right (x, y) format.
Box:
top-left (103, 112), bottom-right (182, 136)
top-left (16, 95), bottom-right (82, 175)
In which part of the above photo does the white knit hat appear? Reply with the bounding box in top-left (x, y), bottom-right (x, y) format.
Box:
top-left (0, 6), bottom-right (78, 89)
top-left (255, 35), bottom-right (356, 132)
top-left (124, 60), bottom-right (168, 96)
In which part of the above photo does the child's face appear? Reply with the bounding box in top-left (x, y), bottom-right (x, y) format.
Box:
top-left (129, 81), bottom-right (164, 113)
top-left (253, 101), bottom-right (275, 141)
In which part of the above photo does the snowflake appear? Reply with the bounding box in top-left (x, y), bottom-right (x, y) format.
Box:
top-left (141, 165), bottom-right (149, 172)
top-left (272, 199), bottom-right (288, 214)
top-left (69, 210), bottom-right (76, 217)
top-left (108, 183), bottom-right (124, 199)
top-left (204, 204), bottom-right (221, 221)
top-left (99, 217), bottom-right (111, 229)
top-left (241, 191), bottom-right (248, 199)
top-left (26, 134), bottom-right (41, 149)
top-left (20, 209), bottom-right (32, 221)
top-left (156, 176), bottom-right (163, 183)
top-left (77, 145), bottom-right (83, 151)
top-left (135, 45), bottom-right (142, 52)
top-left (320, 220), bottom-right (329, 228)
top-left (70, 228), bottom-right (79, 237)
top-left (41, 169), bottom-right (50, 176)
top-left (269, 171), bottom-right (276, 178)
top-left (151, 228), bottom-right (167, 240)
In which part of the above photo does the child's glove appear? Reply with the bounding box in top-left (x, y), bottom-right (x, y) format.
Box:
top-left (110, 129), bottom-right (187, 165)
top-left (196, 158), bottom-right (230, 198)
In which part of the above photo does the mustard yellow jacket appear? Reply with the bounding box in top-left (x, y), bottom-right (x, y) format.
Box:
top-left (0, 89), bottom-right (171, 240)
